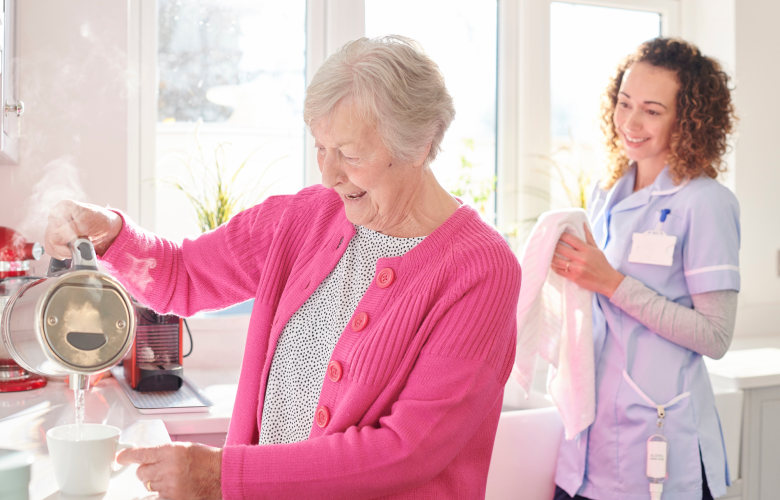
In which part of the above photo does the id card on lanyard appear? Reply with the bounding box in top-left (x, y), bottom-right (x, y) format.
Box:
top-left (628, 209), bottom-right (676, 267)
top-left (622, 370), bottom-right (691, 499)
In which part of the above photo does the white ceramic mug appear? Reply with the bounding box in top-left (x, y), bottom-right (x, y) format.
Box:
top-left (46, 424), bottom-right (132, 496)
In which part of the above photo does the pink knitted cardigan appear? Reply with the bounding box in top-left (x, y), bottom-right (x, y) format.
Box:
top-left (101, 185), bottom-right (521, 499)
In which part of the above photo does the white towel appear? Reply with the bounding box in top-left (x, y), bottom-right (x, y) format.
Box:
top-left (513, 209), bottom-right (595, 440)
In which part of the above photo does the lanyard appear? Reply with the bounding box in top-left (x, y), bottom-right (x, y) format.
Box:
top-left (622, 370), bottom-right (690, 422)
top-left (623, 370), bottom-right (691, 499)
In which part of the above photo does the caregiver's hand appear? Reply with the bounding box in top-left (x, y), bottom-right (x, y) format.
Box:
top-left (551, 223), bottom-right (625, 298)
top-left (117, 442), bottom-right (223, 500)
top-left (45, 200), bottom-right (123, 259)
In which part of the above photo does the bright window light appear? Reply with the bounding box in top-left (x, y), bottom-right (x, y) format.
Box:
top-left (549, 2), bottom-right (660, 209)
top-left (365, 0), bottom-right (498, 225)
top-left (155, 0), bottom-right (306, 243)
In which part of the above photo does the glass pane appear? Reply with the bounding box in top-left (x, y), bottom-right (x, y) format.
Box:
top-left (155, 0), bottom-right (306, 242)
top-left (549, 2), bottom-right (660, 209)
top-left (365, 0), bottom-right (498, 225)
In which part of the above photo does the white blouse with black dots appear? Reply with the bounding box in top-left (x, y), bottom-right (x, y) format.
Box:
top-left (258, 224), bottom-right (424, 445)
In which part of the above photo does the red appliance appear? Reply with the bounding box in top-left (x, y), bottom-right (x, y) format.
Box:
top-left (0, 226), bottom-right (47, 392)
top-left (123, 304), bottom-right (184, 392)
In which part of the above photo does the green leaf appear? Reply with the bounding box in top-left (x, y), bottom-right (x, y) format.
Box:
top-left (155, 121), bottom-right (285, 233)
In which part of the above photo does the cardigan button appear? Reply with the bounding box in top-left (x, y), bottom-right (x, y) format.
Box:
top-left (351, 312), bottom-right (368, 332)
top-left (376, 268), bottom-right (395, 288)
top-left (327, 360), bottom-right (343, 382)
top-left (315, 405), bottom-right (330, 428)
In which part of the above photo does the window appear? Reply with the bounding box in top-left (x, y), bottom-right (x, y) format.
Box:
top-left (365, 0), bottom-right (498, 225)
top-left (130, 0), bottom-right (681, 248)
top-left (501, 0), bottom-right (679, 244)
top-left (147, 0), bottom-right (306, 242)
top-left (548, 2), bottom-right (661, 210)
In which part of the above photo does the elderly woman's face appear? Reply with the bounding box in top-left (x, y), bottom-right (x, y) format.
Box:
top-left (312, 101), bottom-right (425, 232)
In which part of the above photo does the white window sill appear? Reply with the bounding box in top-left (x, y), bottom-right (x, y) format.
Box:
top-left (183, 315), bottom-right (251, 371)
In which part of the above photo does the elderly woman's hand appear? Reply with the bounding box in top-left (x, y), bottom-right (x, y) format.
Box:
top-left (551, 223), bottom-right (625, 298)
top-left (45, 200), bottom-right (123, 259)
top-left (116, 442), bottom-right (222, 500)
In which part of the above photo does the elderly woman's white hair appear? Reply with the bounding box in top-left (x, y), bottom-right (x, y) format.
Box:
top-left (304, 35), bottom-right (455, 168)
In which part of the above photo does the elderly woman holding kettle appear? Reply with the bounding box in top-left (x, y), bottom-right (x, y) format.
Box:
top-left (46, 36), bottom-right (521, 499)
top-left (551, 39), bottom-right (739, 500)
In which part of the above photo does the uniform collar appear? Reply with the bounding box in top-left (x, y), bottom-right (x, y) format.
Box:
top-left (650, 169), bottom-right (690, 196)
top-left (592, 165), bottom-right (688, 249)
top-left (607, 164), bottom-right (687, 215)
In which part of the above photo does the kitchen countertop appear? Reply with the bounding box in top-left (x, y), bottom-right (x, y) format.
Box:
top-left (0, 355), bottom-right (759, 499)
top-left (0, 369), bottom-right (239, 500)
top-left (705, 347), bottom-right (780, 390)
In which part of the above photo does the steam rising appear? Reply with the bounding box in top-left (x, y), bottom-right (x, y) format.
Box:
top-left (19, 156), bottom-right (87, 241)
top-left (2, 6), bottom-right (138, 281)
top-left (15, 12), bottom-right (133, 243)
top-left (125, 256), bottom-right (157, 294)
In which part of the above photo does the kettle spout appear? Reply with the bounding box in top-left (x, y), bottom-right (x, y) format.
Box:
top-left (69, 373), bottom-right (90, 391)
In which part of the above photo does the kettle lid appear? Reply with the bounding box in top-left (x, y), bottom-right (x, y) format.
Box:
top-left (41, 272), bottom-right (134, 372)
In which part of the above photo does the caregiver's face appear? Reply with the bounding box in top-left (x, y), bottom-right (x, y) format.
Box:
top-left (312, 100), bottom-right (423, 232)
top-left (613, 62), bottom-right (679, 166)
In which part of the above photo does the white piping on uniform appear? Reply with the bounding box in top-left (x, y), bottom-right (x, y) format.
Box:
top-left (622, 370), bottom-right (691, 416)
top-left (650, 178), bottom-right (690, 196)
top-left (684, 265), bottom-right (740, 277)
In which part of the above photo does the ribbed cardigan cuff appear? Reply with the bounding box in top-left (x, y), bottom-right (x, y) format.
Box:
top-left (221, 446), bottom-right (247, 500)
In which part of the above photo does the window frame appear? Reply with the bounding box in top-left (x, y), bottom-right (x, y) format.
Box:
top-left (127, 0), bottom-right (680, 240)
top-left (500, 0), bottom-right (679, 244)
top-left (127, 0), bottom-right (363, 231)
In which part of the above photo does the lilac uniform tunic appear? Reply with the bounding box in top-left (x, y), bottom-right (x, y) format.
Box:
top-left (555, 165), bottom-right (740, 500)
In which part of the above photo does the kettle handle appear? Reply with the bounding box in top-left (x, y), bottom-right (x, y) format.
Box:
top-left (46, 238), bottom-right (99, 276)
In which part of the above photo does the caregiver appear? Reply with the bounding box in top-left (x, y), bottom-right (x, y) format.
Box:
top-left (45, 36), bottom-right (521, 499)
top-left (551, 38), bottom-right (739, 500)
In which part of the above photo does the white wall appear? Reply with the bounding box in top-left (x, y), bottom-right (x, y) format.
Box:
top-left (0, 0), bottom-right (128, 275)
top-left (730, 0), bottom-right (780, 337)
top-left (682, 0), bottom-right (736, 74)
top-left (684, 0), bottom-right (780, 338)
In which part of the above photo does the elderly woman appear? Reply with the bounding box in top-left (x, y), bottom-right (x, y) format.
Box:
top-left (46, 36), bottom-right (521, 499)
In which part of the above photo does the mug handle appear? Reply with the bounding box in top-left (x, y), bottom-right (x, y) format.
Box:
top-left (112, 442), bottom-right (134, 478)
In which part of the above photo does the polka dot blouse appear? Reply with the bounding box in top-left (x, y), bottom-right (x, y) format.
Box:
top-left (258, 224), bottom-right (424, 445)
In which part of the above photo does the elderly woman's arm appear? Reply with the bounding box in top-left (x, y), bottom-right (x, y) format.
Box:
top-left (220, 261), bottom-right (520, 499)
top-left (98, 193), bottom-right (295, 316)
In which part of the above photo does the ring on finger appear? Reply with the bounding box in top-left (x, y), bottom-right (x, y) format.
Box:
top-left (565, 261), bottom-right (570, 272)
top-left (146, 480), bottom-right (153, 492)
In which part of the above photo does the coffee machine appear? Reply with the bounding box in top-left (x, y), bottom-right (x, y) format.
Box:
top-left (124, 305), bottom-right (184, 391)
top-left (0, 227), bottom-right (46, 392)
top-left (1, 237), bottom-right (136, 391)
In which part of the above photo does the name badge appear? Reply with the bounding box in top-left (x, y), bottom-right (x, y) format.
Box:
top-left (628, 231), bottom-right (677, 266)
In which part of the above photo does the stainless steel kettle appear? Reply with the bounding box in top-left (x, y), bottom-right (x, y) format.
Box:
top-left (0, 238), bottom-right (136, 390)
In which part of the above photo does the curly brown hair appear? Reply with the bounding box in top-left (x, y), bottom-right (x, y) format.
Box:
top-left (600, 38), bottom-right (736, 189)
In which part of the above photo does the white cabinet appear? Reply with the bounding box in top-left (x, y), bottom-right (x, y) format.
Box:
top-left (707, 348), bottom-right (780, 500)
top-left (0, 0), bottom-right (21, 164)
top-left (738, 385), bottom-right (780, 499)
